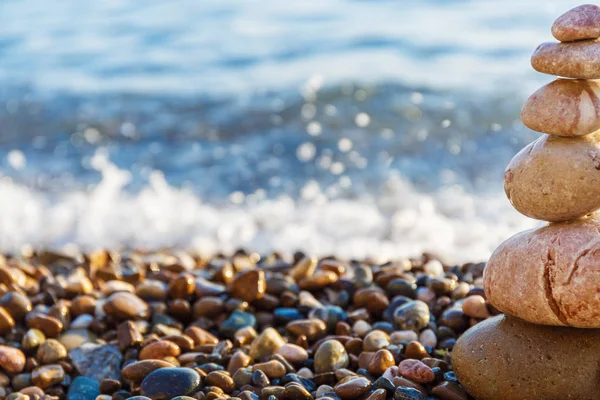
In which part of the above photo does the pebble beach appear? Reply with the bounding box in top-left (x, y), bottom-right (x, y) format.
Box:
top-left (0, 249), bottom-right (486, 400)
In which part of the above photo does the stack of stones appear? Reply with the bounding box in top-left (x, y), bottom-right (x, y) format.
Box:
top-left (452, 4), bottom-right (600, 400)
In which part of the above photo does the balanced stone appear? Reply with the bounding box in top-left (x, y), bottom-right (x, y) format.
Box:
top-left (521, 78), bottom-right (600, 137)
top-left (453, 315), bottom-right (600, 400)
top-left (504, 132), bottom-right (600, 222)
top-left (532, 39), bottom-right (600, 79)
top-left (484, 214), bottom-right (600, 328)
top-left (552, 4), bottom-right (600, 42)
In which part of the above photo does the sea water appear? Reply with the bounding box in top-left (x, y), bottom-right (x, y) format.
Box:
top-left (0, 0), bottom-right (582, 262)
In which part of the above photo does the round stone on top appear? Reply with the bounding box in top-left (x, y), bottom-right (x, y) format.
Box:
top-left (552, 4), bottom-right (600, 42)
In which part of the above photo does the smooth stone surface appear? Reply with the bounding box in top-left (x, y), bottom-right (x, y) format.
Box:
top-left (521, 78), bottom-right (600, 137)
top-left (453, 315), bottom-right (600, 400)
top-left (504, 133), bottom-right (600, 222)
top-left (275, 344), bottom-right (308, 365)
top-left (228, 270), bottom-right (266, 303)
top-left (103, 292), bottom-right (149, 320)
top-left (314, 340), bottom-right (349, 373)
top-left (58, 329), bottom-right (97, 351)
top-left (532, 39), bottom-right (600, 79)
top-left (249, 327), bottom-right (285, 361)
top-left (140, 368), bottom-right (200, 400)
top-left (394, 386), bottom-right (426, 400)
top-left (393, 300), bottom-right (430, 331)
top-left (485, 214), bottom-right (600, 327)
top-left (67, 376), bottom-right (100, 400)
top-left (552, 4), bottom-right (600, 42)
top-left (334, 377), bottom-right (372, 399)
top-left (121, 360), bottom-right (174, 384)
top-left (70, 343), bottom-right (123, 381)
top-left (0, 345), bottom-right (25, 374)
top-left (31, 364), bottom-right (65, 388)
top-left (398, 359), bottom-right (434, 384)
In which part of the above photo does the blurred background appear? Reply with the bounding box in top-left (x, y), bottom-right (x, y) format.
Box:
top-left (0, 1), bottom-right (582, 261)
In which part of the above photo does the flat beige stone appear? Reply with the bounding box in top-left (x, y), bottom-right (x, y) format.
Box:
top-left (521, 78), bottom-right (600, 137)
top-left (484, 214), bottom-right (600, 328)
top-left (552, 4), bottom-right (600, 42)
top-left (531, 39), bottom-right (600, 79)
top-left (453, 315), bottom-right (600, 400)
top-left (504, 132), bottom-right (600, 222)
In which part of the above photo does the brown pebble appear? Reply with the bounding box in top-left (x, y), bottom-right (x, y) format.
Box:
top-left (252, 360), bottom-right (286, 379)
top-left (357, 352), bottom-right (375, 370)
top-left (139, 340), bottom-right (181, 360)
top-left (275, 344), bottom-right (308, 365)
top-left (283, 383), bottom-right (313, 400)
top-left (121, 360), bottom-right (174, 383)
top-left (0, 292), bottom-right (31, 321)
top-left (228, 270), bottom-right (266, 303)
top-left (117, 321), bottom-right (143, 351)
top-left (99, 378), bottom-right (122, 394)
top-left (398, 359), bottom-right (435, 384)
top-left (363, 330), bottom-right (390, 352)
top-left (36, 339), bottom-right (67, 364)
top-left (193, 297), bottom-right (225, 318)
top-left (205, 371), bottom-right (235, 393)
top-left (353, 288), bottom-right (389, 314)
top-left (392, 376), bottom-right (427, 394)
top-left (289, 256), bottom-right (317, 281)
top-left (531, 40), bottom-right (600, 79)
top-left (103, 292), bottom-right (149, 320)
top-left (227, 350), bottom-right (251, 375)
top-left (286, 319), bottom-right (326, 341)
top-left (298, 271), bottom-right (338, 290)
top-left (365, 388), bottom-right (387, 400)
top-left (367, 349), bottom-right (395, 376)
top-left (31, 364), bottom-right (65, 389)
top-left (431, 381), bottom-right (468, 400)
top-left (404, 341), bottom-right (428, 360)
top-left (461, 295), bottom-right (490, 319)
top-left (28, 315), bottom-right (63, 338)
top-left (168, 274), bottom-right (195, 299)
top-left (185, 326), bottom-right (219, 346)
top-left (248, 327), bottom-right (285, 361)
top-left (334, 376), bottom-right (372, 400)
top-left (20, 386), bottom-right (44, 397)
top-left (0, 344), bottom-right (26, 374)
top-left (70, 295), bottom-right (96, 316)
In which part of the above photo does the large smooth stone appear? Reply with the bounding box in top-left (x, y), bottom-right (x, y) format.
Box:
top-left (504, 132), bottom-right (600, 222)
top-left (521, 79), bottom-right (600, 137)
top-left (140, 368), bottom-right (200, 400)
top-left (552, 4), bottom-right (600, 42)
top-left (453, 315), bottom-right (600, 400)
top-left (532, 39), bottom-right (600, 79)
top-left (484, 214), bottom-right (600, 328)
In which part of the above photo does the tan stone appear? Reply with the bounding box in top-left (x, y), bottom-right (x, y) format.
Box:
top-left (521, 79), bottom-right (600, 137)
top-left (453, 315), bottom-right (600, 400)
top-left (504, 133), bottom-right (600, 222)
top-left (532, 39), bottom-right (600, 79)
top-left (228, 270), bottom-right (266, 303)
top-left (248, 327), bottom-right (285, 361)
top-left (552, 4), bottom-right (600, 42)
top-left (121, 360), bottom-right (174, 383)
top-left (485, 214), bottom-right (600, 328)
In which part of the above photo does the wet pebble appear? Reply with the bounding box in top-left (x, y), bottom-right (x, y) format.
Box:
top-left (140, 368), bottom-right (200, 400)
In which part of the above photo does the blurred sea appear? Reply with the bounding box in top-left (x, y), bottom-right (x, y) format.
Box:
top-left (0, 0), bottom-right (583, 261)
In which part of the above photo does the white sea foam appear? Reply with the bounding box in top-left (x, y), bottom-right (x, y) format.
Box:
top-left (0, 151), bottom-right (538, 263)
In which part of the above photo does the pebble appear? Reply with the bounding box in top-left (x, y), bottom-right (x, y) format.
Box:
top-left (334, 376), bottom-right (372, 399)
top-left (192, 296), bottom-right (224, 318)
top-left (252, 360), bottom-right (286, 379)
top-left (314, 340), bottom-right (349, 373)
top-left (205, 370), bottom-right (235, 393)
top-left (352, 320), bottom-right (372, 337)
top-left (390, 330), bottom-right (418, 344)
top-left (0, 306), bottom-right (15, 335)
top-left (28, 314), bottom-right (63, 337)
top-left (0, 345), bottom-right (25, 374)
top-left (140, 368), bottom-right (201, 400)
top-left (289, 256), bottom-right (317, 281)
top-left (31, 364), bottom-right (65, 388)
top-left (228, 270), bottom-right (266, 303)
top-left (552, 4), bottom-right (600, 42)
top-left (249, 327), bottom-right (285, 361)
top-left (185, 326), bottom-right (219, 345)
top-left (393, 301), bottom-right (430, 331)
top-left (121, 360), bottom-right (174, 384)
top-left (103, 292), bottom-right (149, 320)
top-left (283, 383), bottom-right (313, 400)
top-left (139, 340), bottom-right (181, 360)
top-left (398, 359), bottom-right (435, 384)
top-left (363, 330), bottom-right (390, 352)
top-left (58, 329), bottom-right (97, 351)
top-left (69, 343), bottom-right (123, 381)
top-left (366, 389), bottom-right (387, 400)
top-left (532, 39), bottom-right (600, 79)
top-left (418, 329), bottom-right (437, 348)
top-left (275, 343), bottom-right (308, 365)
top-left (22, 328), bottom-right (45, 351)
top-left (37, 339), bottom-right (67, 364)
top-left (461, 295), bottom-right (489, 319)
top-left (367, 349), bottom-right (395, 376)
top-left (67, 376), bottom-right (100, 400)
top-left (286, 319), bottom-right (326, 341)
top-left (431, 381), bottom-right (468, 400)
top-left (0, 291), bottom-right (32, 320)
